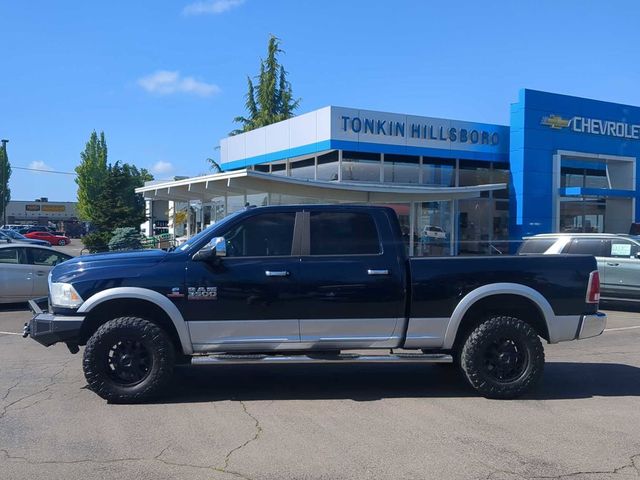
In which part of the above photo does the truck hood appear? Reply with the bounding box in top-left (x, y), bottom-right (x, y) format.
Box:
top-left (51, 249), bottom-right (169, 283)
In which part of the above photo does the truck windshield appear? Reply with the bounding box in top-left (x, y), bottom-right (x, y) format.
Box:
top-left (176, 210), bottom-right (244, 252)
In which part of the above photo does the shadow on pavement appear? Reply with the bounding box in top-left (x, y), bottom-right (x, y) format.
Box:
top-left (0, 303), bottom-right (30, 313)
top-left (151, 361), bottom-right (640, 404)
top-left (601, 301), bottom-right (640, 313)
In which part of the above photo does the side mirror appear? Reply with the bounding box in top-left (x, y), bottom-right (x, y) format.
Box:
top-left (635, 252), bottom-right (640, 260)
top-left (192, 236), bottom-right (226, 262)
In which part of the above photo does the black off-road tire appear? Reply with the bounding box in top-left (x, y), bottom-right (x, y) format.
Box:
top-left (459, 316), bottom-right (544, 399)
top-left (83, 317), bottom-right (175, 403)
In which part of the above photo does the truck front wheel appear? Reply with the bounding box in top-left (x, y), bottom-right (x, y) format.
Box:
top-left (459, 316), bottom-right (544, 399)
top-left (83, 317), bottom-right (175, 403)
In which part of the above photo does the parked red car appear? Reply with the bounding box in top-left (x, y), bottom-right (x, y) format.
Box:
top-left (24, 231), bottom-right (70, 246)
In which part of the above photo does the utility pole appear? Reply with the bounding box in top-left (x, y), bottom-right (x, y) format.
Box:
top-left (0, 139), bottom-right (8, 227)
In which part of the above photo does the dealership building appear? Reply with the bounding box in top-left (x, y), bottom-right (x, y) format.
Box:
top-left (137, 89), bottom-right (640, 255)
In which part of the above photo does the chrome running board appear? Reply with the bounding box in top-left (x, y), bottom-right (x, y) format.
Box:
top-left (191, 352), bottom-right (453, 365)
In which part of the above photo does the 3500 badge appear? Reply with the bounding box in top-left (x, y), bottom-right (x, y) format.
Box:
top-left (187, 286), bottom-right (218, 300)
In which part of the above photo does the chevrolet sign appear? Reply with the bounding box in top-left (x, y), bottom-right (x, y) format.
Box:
top-left (541, 114), bottom-right (640, 140)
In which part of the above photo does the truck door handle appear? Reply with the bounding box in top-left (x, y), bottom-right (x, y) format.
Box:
top-left (367, 269), bottom-right (389, 275)
top-left (606, 262), bottom-right (620, 266)
top-left (265, 270), bottom-right (290, 277)
top-left (35, 271), bottom-right (47, 276)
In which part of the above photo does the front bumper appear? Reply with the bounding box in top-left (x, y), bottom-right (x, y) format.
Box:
top-left (578, 312), bottom-right (607, 339)
top-left (23, 297), bottom-right (84, 347)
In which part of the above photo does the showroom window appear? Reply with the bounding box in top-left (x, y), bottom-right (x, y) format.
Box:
top-left (383, 154), bottom-right (419, 184)
top-left (341, 151), bottom-right (381, 183)
top-left (317, 151), bottom-right (339, 181)
top-left (421, 157), bottom-right (455, 187)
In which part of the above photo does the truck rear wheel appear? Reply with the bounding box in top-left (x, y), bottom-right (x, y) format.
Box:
top-left (83, 317), bottom-right (175, 403)
top-left (459, 316), bottom-right (544, 399)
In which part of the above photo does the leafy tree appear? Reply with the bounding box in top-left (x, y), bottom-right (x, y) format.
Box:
top-left (91, 162), bottom-right (150, 231)
top-left (76, 131), bottom-right (108, 222)
top-left (232, 35), bottom-right (300, 135)
top-left (0, 141), bottom-right (10, 220)
top-left (108, 227), bottom-right (144, 251)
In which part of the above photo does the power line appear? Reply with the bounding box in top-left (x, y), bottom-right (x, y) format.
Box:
top-left (13, 166), bottom-right (77, 176)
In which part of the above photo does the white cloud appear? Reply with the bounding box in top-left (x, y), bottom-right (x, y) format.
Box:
top-left (182, 0), bottom-right (245, 16)
top-left (28, 160), bottom-right (53, 173)
top-left (151, 161), bottom-right (174, 175)
top-left (137, 70), bottom-right (220, 97)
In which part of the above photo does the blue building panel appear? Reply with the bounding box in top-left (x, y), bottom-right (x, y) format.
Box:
top-left (510, 89), bottom-right (640, 237)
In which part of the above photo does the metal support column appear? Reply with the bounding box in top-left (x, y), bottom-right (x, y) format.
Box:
top-left (186, 204), bottom-right (192, 239)
top-left (450, 200), bottom-right (455, 256)
top-left (409, 201), bottom-right (416, 257)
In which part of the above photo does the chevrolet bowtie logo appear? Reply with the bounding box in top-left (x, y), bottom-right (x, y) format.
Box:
top-left (541, 115), bottom-right (570, 129)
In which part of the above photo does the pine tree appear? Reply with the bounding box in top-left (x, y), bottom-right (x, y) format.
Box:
top-left (92, 162), bottom-right (150, 231)
top-left (232, 36), bottom-right (300, 135)
top-left (75, 131), bottom-right (108, 222)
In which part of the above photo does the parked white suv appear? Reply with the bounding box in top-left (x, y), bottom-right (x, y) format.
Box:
top-left (518, 233), bottom-right (640, 302)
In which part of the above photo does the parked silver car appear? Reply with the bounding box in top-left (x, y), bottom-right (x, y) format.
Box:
top-left (0, 244), bottom-right (72, 303)
top-left (518, 233), bottom-right (640, 302)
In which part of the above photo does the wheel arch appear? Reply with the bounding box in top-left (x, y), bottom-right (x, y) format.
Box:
top-left (444, 283), bottom-right (554, 350)
top-left (77, 287), bottom-right (192, 355)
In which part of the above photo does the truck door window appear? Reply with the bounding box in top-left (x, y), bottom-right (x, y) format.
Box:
top-left (223, 212), bottom-right (295, 257)
top-left (310, 212), bottom-right (381, 255)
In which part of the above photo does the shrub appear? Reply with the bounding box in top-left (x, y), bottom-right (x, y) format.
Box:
top-left (108, 227), bottom-right (144, 251)
top-left (81, 231), bottom-right (110, 253)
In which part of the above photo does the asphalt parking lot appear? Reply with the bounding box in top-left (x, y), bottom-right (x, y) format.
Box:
top-left (0, 305), bottom-right (639, 480)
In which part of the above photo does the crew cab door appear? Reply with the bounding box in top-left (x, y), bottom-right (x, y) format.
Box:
top-left (184, 211), bottom-right (303, 352)
top-left (297, 210), bottom-right (406, 349)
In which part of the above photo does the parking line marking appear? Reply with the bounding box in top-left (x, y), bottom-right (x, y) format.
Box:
top-left (605, 326), bottom-right (640, 332)
top-left (0, 331), bottom-right (22, 336)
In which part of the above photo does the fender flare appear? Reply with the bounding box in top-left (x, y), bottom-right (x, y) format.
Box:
top-left (442, 283), bottom-right (555, 349)
top-left (77, 287), bottom-right (193, 355)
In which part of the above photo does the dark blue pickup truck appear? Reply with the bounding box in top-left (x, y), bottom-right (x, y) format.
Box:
top-left (24, 205), bottom-right (606, 403)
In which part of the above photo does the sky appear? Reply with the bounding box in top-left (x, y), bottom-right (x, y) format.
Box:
top-left (1, 0), bottom-right (640, 202)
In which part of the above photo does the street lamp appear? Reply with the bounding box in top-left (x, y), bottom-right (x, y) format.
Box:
top-left (0, 139), bottom-right (8, 227)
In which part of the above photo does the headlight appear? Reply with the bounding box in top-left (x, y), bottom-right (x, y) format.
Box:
top-left (50, 283), bottom-right (84, 308)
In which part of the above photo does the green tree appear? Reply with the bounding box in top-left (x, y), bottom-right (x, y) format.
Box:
top-left (0, 141), bottom-right (11, 220)
top-left (76, 131), bottom-right (108, 222)
top-left (232, 35), bottom-right (300, 135)
top-left (92, 162), bottom-right (150, 231)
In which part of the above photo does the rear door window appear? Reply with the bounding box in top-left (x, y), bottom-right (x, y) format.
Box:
top-left (517, 238), bottom-right (557, 254)
top-left (563, 238), bottom-right (607, 256)
top-left (310, 211), bottom-right (381, 255)
top-left (608, 239), bottom-right (640, 258)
